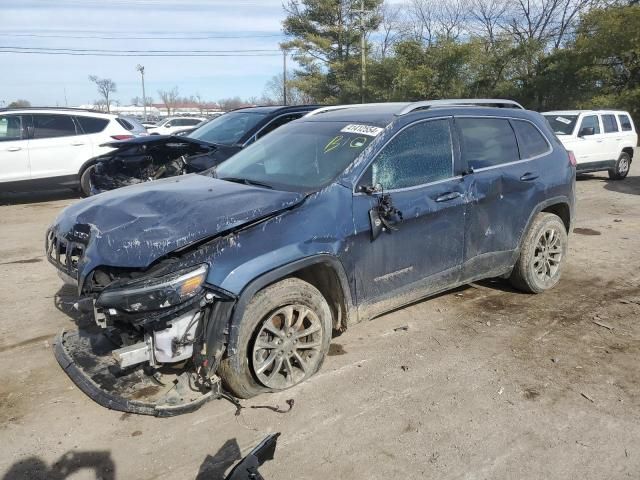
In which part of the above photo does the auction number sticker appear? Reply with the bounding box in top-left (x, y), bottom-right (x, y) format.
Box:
top-left (341, 124), bottom-right (384, 137)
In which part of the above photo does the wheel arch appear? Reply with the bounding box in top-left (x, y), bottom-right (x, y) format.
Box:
top-left (622, 146), bottom-right (634, 160)
top-left (225, 255), bottom-right (356, 356)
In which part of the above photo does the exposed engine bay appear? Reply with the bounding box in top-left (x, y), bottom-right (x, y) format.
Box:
top-left (89, 136), bottom-right (240, 194)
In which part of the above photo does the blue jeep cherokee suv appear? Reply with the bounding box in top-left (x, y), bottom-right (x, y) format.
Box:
top-left (48, 100), bottom-right (575, 415)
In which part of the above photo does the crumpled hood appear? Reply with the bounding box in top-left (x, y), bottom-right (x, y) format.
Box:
top-left (50, 173), bottom-right (304, 276)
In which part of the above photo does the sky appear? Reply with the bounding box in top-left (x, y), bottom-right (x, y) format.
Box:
top-left (0, 0), bottom-right (293, 106)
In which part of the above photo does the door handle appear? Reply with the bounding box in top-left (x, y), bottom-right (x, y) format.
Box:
top-left (520, 172), bottom-right (539, 182)
top-left (435, 191), bottom-right (462, 202)
top-left (71, 142), bottom-right (85, 146)
top-left (6, 146), bottom-right (21, 152)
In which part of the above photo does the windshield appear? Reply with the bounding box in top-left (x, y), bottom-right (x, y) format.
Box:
top-left (211, 121), bottom-right (382, 191)
top-left (543, 114), bottom-right (578, 135)
top-left (188, 111), bottom-right (266, 145)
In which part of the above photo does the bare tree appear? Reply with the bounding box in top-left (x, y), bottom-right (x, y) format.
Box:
top-left (88, 75), bottom-right (116, 113)
top-left (131, 96), bottom-right (153, 107)
top-left (262, 72), bottom-right (315, 105)
top-left (7, 99), bottom-right (31, 108)
top-left (375, 3), bottom-right (408, 58)
top-left (469, 0), bottom-right (508, 46)
top-left (408, 0), bottom-right (469, 44)
top-left (502, 0), bottom-right (595, 47)
top-left (158, 87), bottom-right (179, 115)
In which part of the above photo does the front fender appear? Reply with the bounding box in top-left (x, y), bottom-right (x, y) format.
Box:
top-left (224, 254), bottom-right (355, 355)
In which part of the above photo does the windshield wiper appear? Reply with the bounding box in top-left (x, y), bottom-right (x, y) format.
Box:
top-left (221, 177), bottom-right (274, 189)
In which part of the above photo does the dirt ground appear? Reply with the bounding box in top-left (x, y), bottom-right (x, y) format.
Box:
top-left (0, 164), bottom-right (639, 480)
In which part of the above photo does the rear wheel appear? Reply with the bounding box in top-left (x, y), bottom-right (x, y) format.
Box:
top-left (608, 152), bottom-right (631, 180)
top-left (218, 278), bottom-right (332, 399)
top-left (79, 165), bottom-right (95, 197)
top-left (509, 213), bottom-right (568, 293)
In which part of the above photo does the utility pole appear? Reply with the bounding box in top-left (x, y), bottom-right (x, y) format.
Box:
top-left (136, 64), bottom-right (147, 121)
top-left (357, 0), bottom-right (367, 104)
top-left (282, 49), bottom-right (288, 106)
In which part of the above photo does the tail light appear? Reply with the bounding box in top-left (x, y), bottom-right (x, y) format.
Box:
top-left (567, 150), bottom-right (577, 167)
top-left (110, 135), bottom-right (134, 140)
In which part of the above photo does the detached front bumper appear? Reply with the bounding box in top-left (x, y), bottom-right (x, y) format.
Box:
top-left (53, 329), bottom-right (219, 417)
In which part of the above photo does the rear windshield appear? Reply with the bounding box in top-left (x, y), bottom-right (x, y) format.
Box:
top-left (188, 111), bottom-right (266, 145)
top-left (543, 115), bottom-right (578, 135)
top-left (211, 121), bottom-right (382, 191)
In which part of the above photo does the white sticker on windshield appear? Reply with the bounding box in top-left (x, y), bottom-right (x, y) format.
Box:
top-left (341, 124), bottom-right (384, 137)
top-left (555, 116), bottom-right (572, 125)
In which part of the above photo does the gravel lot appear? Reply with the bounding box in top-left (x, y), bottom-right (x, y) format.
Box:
top-left (1, 165), bottom-right (639, 480)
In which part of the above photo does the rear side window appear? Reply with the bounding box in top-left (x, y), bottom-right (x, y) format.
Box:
top-left (0, 115), bottom-right (23, 142)
top-left (32, 114), bottom-right (77, 139)
top-left (183, 118), bottom-right (202, 126)
top-left (365, 119), bottom-right (453, 190)
top-left (457, 118), bottom-right (519, 169)
top-left (601, 114), bottom-right (619, 133)
top-left (511, 120), bottom-right (549, 159)
top-left (76, 116), bottom-right (109, 134)
top-left (579, 115), bottom-right (600, 135)
top-left (618, 114), bottom-right (633, 131)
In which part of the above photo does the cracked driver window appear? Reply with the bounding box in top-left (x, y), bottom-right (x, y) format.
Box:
top-left (364, 119), bottom-right (453, 190)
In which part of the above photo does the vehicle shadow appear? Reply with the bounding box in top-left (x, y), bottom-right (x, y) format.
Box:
top-left (195, 438), bottom-right (243, 479)
top-left (54, 284), bottom-right (95, 330)
top-left (577, 173), bottom-right (640, 196)
top-left (1, 450), bottom-right (115, 480)
top-left (0, 189), bottom-right (79, 206)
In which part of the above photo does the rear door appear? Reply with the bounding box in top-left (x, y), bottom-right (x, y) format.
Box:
top-left (351, 117), bottom-right (466, 317)
top-left (601, 113), bottom-right (621, 161)
top-left (28, 113), bottom-right (93, 183)
top-left (0, 114), bottom-right (30, 184)
top-left (456, 116), bottom-right (551, 280)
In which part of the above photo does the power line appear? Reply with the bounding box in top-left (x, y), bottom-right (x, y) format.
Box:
top-left (0, 45), bottom-right (282, 53)
top-left (0, 32), bottom-right (287, 40)
top-left (0, 50), bottom-right (284, 57)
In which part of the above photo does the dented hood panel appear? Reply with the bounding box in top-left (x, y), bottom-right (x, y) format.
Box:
top-left (50, 174), bottom-right (304, 276)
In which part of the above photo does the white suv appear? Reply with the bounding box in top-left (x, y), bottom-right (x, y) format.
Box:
top-left (543, 110), bottom-right (637, 180)
top-left (0, 108), bottom-right (147, 195)
top-left (146, 116), bottom-right (206, 135)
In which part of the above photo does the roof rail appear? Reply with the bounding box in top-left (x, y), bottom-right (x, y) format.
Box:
top-left (0, 106), bottom-right (106, 113)
top-left (305, 103), bottom-right (401, 117)
top-left (397, 99), bottom-right (524, 115)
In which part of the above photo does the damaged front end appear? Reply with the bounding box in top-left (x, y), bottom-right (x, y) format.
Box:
top-left (52, 257), bottom-right (235, 416)
top-left (89, 136), bottom-right (239, 195)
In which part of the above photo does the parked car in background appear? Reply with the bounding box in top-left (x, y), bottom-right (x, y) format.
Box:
top-left (0, 107), bottom-right (148, 194)
top-left (146, 116), bottom-right (207, 135)
top-left (48, 99), bottom-right (575, 415)
top-left (88, 105), bottom-right (319, 195)
top-left (542, 110), bottom-right (637, 179)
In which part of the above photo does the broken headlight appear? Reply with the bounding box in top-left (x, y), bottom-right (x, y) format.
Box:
top-left (96, 264), bottom-right (208, 313)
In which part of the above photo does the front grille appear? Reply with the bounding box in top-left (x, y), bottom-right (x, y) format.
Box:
top-left (46, 229), bottom-right (85, 279)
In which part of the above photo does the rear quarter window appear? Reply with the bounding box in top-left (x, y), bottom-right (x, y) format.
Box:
top-left (115, 118), bottom-right (135, 131)
top-left (511, 120), bottom-right (550, 158)
top-left (76, 116), bottom-right (109, 134)
top-left (618, 114), bottom-right (633, 132)
top-left (457, 118), bottom-right (519, 169)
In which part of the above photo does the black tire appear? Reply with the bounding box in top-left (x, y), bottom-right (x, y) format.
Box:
top-left (79, 165), bottom-right (95, 197)
top-left (608, 152), bottom-right (631, 180)
top-left (509, 213), bottom-right (568, 294)
top-left (218, 278), bottom-right (332, 399)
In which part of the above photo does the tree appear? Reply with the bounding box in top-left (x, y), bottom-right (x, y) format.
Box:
top-left (218, 97), bottom-right (247, 111)
top-left (282, 0), bottom-right (383, 103)
top-left (7, 99), bottom-right (31, 108)
top-left (88, 75), bottom-right (116, 113)
top-left (262, 71), bottom-right (316, 105)
top-left (158, 87), bottom-right (179, 115)
top-left (131, 96), bottom-right (153, 107)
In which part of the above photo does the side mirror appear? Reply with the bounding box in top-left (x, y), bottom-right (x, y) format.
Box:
top-left (359, 183), bottom-right (382, 195)
top-left (579, 126), bottom-right (594, 137)
top-left (165, 123), bottom-right (172, 128)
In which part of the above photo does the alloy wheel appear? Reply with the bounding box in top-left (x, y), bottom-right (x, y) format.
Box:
top-left (532, 227), bottom-right (563, 282)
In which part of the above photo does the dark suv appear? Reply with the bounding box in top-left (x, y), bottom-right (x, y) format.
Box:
top-left (87, 105), bottom-right (319, 195)
top-left (48, 100), bottom-right (575, 415)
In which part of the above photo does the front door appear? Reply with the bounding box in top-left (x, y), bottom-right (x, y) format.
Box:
top-left (350, 117), bottom-right (466, 318)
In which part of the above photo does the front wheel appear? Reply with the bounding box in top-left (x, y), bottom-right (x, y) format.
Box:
top-left (608, 152), bottom-right (631, 180)
top-left (218, 278), bottom-right (332, 399)
top-left (509, 213), bottom-right (568, 293)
